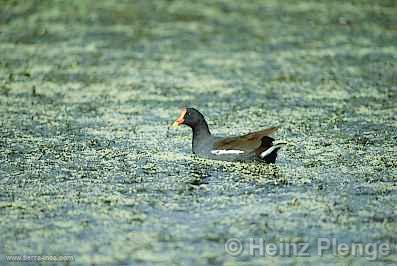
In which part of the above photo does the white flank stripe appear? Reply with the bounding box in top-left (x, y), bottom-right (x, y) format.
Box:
top-left (211, 150), bottom-right (245, 155)
top-left (260, 145), bottom-right (282, 158)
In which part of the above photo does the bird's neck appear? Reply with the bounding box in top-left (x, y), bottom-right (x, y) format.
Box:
top-left (191, 120), bottom-right (211, 150)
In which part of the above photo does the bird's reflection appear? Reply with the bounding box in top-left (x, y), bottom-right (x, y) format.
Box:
top-left (188, 161), bottom-right (211, 186)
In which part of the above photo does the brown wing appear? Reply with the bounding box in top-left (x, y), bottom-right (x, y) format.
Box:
top-left (214, 127), bottom-right (278, 153)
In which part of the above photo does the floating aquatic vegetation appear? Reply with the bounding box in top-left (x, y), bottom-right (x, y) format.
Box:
top-left (0, 0), bottom-right (396, 265)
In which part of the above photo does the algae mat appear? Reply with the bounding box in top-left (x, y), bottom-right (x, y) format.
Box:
top-left (1, 0), bottom-right (396, 265)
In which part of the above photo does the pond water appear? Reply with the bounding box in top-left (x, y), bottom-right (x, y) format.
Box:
top-left (0, 1), bottom-right (396, 265)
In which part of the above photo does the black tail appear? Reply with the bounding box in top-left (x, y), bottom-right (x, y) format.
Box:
top-left (258, 136), bottom-right (284, 164)
top-left (262, 146), bottom-right (281, 163)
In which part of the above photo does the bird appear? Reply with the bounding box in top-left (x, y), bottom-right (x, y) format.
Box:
top-left (172, 107), bottom-right (284, 163)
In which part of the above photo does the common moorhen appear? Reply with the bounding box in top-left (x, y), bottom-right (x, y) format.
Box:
top-left (172, 107), bottom-right (284, 163)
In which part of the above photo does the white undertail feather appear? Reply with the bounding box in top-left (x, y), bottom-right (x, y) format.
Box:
top-left (259, 143), bottom-right (285, 158)
top-left (211, 150), bottom-right (245, 155)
